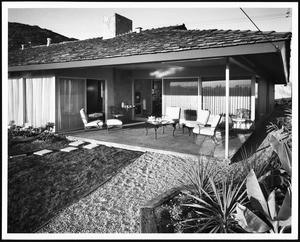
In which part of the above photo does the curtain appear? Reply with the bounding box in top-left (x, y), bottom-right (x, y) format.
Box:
top-left (163, 78), bottom-right (198, 119)
top-left (25, 77), bottom-right (55, 127)
top-left (8, 78), bottom-right (24, 126)
top-left (57, 77), bottom-right (85, 132)
top-left (202, 78), bottom-right (251, 116)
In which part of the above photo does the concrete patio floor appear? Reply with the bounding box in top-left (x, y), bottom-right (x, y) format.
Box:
top-left (66, 123), bottom-right (253, 161)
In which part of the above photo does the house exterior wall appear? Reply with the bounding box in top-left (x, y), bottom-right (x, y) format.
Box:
top-left (113, 69), bottom-right (134, 121)
top-left (256, 77), bottom-right (274, 129)
top-left (8, 68), bottom-right (115, 132)
top-left (8, 63), bottom-right (275, 132)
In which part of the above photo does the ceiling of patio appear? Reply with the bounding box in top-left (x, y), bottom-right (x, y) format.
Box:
top-left (116, 52), bottom-right (287, 84)
top-left (116, 57), bottom-right (227, 70)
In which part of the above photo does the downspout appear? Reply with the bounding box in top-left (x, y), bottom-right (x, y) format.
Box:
top-left (225, 57), bottom-right (230, 159)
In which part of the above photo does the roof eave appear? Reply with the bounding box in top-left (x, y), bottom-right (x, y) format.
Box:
top-left (8, 41), bottom-right (287, 72)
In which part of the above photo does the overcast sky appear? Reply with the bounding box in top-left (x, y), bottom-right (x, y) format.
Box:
top-left (4, 2), bottom-right (296, 40)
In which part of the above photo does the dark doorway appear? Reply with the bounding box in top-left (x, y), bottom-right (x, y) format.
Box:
top-left (86, 79), bottom-right (105, 117)
top-left (151, 80), bottom-right (162, 116)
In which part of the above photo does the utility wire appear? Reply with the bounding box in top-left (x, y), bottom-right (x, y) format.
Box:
top-left (240, 7), bottom-right (280, 52)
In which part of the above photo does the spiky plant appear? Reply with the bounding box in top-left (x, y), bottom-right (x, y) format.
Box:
top-left (180, 175), bottom-right (248, 233)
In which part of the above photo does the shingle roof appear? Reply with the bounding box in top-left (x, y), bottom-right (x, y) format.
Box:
top-left (8, 24), bottom-right (292, 67)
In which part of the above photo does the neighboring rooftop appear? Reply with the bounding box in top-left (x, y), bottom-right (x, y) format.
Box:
top-left (8, 24), bottom-right (291, 67)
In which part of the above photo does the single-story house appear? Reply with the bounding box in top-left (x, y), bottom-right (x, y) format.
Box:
top-left (8, 13), bottom-right (291, 138)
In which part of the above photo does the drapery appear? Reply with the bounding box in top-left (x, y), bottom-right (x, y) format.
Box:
top-left (57, 77), bottom-right (85, 132)
top-left (202, 78), bottom-right (251, 116)
top-left (25, 77), bottom-right (55, 127)
top-left (8, 78), bottom-right (24, 126)
top-left (163, 78), bottom-right (198, 119)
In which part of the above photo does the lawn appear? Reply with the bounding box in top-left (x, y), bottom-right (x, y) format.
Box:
top-left (8, 135), bottom-right (143, 233)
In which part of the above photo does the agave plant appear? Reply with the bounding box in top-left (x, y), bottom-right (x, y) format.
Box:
top-left (178, 155), bottom-right (220, 198)
top-left (181, 175), bottom-right (248, 233)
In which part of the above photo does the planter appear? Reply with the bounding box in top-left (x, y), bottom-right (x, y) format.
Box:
top-left (140, 186), bottom-right (184, 233)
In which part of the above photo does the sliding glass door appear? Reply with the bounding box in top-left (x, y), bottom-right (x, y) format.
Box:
top-left (57, 77), bottom-right (85, 132)
top-left (202, 77), bottom-right (251, 115)
top-left (163, 78), bottom-right (198, 119)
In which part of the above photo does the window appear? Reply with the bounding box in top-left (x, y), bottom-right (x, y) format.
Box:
top-left (202, 77), bottom-right (251, 115)
top-left (163, 78), bottom-right (198, 118)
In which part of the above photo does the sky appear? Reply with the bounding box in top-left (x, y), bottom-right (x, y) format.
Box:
top-left (4, 2), bottom-right (296, 40)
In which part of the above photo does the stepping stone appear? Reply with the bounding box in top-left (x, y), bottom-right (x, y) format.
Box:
top-left (60, 147), bottom-right (78, 152)
top-left (9, 154), bottom-right (27, 159)
top-left (69, 140), bottom-right (85, 146)
top-left (33, 149), bottom-right (53, 156)
top-left (82, 143), bottom-right (99, 149)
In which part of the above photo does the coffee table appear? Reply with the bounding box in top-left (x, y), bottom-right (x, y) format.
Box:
top-left (145, 119), bottom-right (178, 139)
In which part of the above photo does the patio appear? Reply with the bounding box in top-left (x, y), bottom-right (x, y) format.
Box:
top-left (66, 123), bottom-right (254, 161)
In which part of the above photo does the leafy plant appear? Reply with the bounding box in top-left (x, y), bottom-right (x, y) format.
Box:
top-left (234, 133), bottom-right (292, 233)
top-left (234, 169), bottom-right (291, 233)
top-left (181, 176), bottom-right (248, 233)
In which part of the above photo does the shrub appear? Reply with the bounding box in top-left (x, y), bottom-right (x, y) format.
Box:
top-left (234, 124), bottom-right (292, 233)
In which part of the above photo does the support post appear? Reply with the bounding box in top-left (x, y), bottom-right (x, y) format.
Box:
top-left (225, 57), bottom-right (230, 159)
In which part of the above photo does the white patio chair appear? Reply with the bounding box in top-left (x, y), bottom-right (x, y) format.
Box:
top-left (193, 114), bottom-right (222, 145)
top-left (162, 106), bottom-right (181, 123)
top-left (183, 109), bottom-right (210, 136)
top-left (80, 108), bottom-right (103, 132)
top-left (161, 107), bottom-right (181, 132)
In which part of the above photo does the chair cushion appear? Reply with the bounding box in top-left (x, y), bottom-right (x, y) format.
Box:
top-left (107, 119), bottom-right (123, 126)
top-left (210, 114), bottom-right (222, 128)
top-left (192, 126), bottom-right (201, 134)
top-left (165, 107), bottom-right (181, 120)
top-left (199, 127), bottom-right (215, 136)
top-left (185, 121), bottom-right (204, 128)
top-left (85, 120), bottom-right (103, 127)
top-left (196, 110), bottom-right (210, 125)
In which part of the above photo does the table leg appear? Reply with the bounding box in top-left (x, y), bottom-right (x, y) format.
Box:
top-left (145, 123), bottom-right (149, 136)
top-left (172, 123), bottom-right (176, 137)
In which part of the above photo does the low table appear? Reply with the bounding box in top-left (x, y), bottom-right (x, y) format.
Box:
top-left (145, 119), bottom-right (179, 139)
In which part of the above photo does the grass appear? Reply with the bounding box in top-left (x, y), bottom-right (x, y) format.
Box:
top-left (8, 138), bottom-right (143, 233)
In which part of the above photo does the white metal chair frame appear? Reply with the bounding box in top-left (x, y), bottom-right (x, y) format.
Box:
top-left (80, 108), bottom-right (103, 132)
top-left (193, 114), bottom-right (222, 146)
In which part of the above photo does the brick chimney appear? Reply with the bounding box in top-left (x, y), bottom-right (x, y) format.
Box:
top-left (102, 13), bottom-right (132, 39)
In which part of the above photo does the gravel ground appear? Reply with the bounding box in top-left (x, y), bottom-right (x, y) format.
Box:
top-left (37, 152), bottom-right (200, 233)
top-left (37, 138), bottom-right (274, 234)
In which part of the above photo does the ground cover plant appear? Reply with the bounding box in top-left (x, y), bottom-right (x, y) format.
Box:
top-left (7, 124), bottom-right (144, 233)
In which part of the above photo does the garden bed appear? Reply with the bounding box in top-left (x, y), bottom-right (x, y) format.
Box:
top-left (7, 131), bottom-right (144, 233)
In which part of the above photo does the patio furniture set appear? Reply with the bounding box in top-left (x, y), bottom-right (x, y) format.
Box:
top-left (80, 106), bottom-right (252, 145)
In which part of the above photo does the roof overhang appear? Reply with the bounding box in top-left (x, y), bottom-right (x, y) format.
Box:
top-left (8, 40), bottom-right (290, 84)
